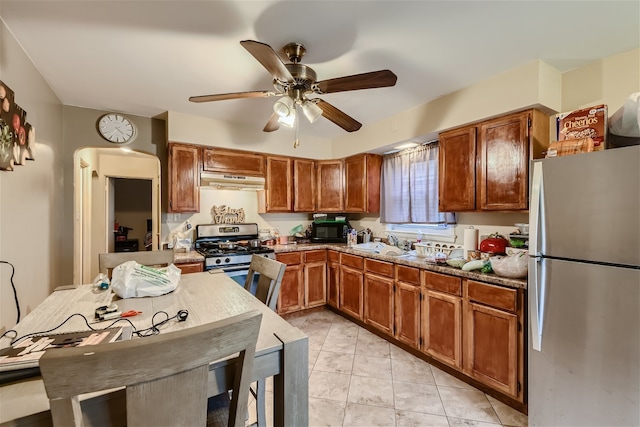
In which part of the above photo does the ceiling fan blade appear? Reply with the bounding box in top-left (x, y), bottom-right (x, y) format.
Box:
top-left (316, 100), bottom-right (362, 132)
top-left (240, 40), bottom-right (294, 83)
top-left (263, 112), bottom-right (280, 132)
top-left (189, 91), bottom-right (276, 103)
top-left (315, 70), bottom-right (397, 94)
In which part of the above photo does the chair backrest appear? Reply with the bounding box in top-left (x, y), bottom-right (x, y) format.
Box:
top-left (39, 310), bottom-right (263, 427)
top-left (244, 255), bottom-right (286, 311)
top-left (99, 250), bottom-right (174, 277)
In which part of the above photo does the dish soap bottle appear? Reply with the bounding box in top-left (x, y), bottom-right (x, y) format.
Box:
top-left (416, 230), bottom-right (423, 243)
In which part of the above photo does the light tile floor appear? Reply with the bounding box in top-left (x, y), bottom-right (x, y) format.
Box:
top-left (252, 308), bottom-right (528, 427)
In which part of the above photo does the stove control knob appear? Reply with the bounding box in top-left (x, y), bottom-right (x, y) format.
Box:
top-left (225, 258), bottom-right (230, 264)
top-left (215, 259), bottom-right (221, 264)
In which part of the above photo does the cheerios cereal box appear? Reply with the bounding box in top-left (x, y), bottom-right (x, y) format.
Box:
top-left (556, 104), bottom-right (608, 151)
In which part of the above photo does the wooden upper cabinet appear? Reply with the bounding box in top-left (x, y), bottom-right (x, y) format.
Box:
top-left (477, 112), bottom-right (529, 211)
top-left (344, 154), bottom-right (382, 213)
top-left (316, 160), bottom-right (344, 212)
top-left (168, 142), bottom-right (200, 213)
top-left (202, 147), bottom-right (265, 176)
top-left (293, 158), bottom-right (316, 212)
top-left (260, 156), bottom-right (292, 212)
top-left (439, 126), bottom-right (477, 212)
top-left (439, 109), bottom-right (549, 212)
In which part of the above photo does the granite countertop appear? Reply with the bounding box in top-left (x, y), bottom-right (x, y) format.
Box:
top-left (173, 251), bottom-right (205, 264)
top-left (271, 242), bottom-right (527, 290)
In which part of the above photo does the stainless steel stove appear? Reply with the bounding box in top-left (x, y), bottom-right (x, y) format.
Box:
top-left (194, 223), bottom-right (275, 272)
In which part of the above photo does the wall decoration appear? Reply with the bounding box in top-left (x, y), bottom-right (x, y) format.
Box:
top-left (210, 205), bottom-right (246, 224)
top-left (0, 80), bottom-right (36, 171)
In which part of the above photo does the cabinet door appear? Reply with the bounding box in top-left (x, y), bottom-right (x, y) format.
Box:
top-left (305, 262), bottom-right (327, 308)
top-left (316, 160), bottom-right (344, 212)
top-left (477, 111), bottom-right (529, 210)
top-left (168, 143), bottom-right (199, 213)
top-left (344, 154), bottom-right (382, 213)
top-left (463, 301), bottom-right (518, 397)
top-left (438, 126), bottom-right (476, 212)
top-left (364, 273), bottom-right (394, 335)
top-left (394, 281), bottom-right (421, 348)
top-left (263, 156), bottom-right (292, 212)
top-left (293, 158), bottom-right (316, 212)
top-left (424, 290), bottom-right (462, 369)
top-left (340, 265), bottom-right (363, 320)
top-left (202, 147), bottom-right (265, 176)
top-left (276, 254), bottom-right (303, 314)
top-left (327, 261), bottom-right (340, 308)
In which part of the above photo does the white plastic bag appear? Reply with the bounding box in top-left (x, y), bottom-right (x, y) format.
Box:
top-left (111, 260), bottom-right (181, 298)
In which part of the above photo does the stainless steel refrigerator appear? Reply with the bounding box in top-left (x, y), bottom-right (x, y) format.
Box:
top-left (528, 145), bottom-right (640, 426)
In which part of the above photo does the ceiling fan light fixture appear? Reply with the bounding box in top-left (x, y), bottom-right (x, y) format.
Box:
top-left (277, 110), bottom-right (296, 128)
top-left (273, 96), bottom-right (295, 118)
top-left (301, 100), bottom-right (322, 123)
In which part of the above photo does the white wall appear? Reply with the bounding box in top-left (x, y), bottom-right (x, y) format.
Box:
top-left (0, 20), bottom-right (64, 332)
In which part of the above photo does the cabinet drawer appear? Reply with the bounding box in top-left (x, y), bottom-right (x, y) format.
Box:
top-left (396, 265), bottom-right (420, 285)
top-left (365, 258), bottom-right (394, 278)
top-left (328, 250), bottom-right (340, 263)
top-left (304, 249), bottom-right (327, 263)
top-left (341, 253), bottom-right (363, 270)
top-left (466, 280), bottom-right (517, 313)
top-left (276, 252), bottom-right (302, 266)
top-left (175, 261), bottom-right (203, 274)
top-left (423, 271), bottom-right (462, 296)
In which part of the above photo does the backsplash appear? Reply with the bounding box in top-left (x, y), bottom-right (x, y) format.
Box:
top-left (161, 189), bottom-right (528, 250)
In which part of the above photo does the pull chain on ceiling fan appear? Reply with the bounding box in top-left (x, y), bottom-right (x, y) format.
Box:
top-left (189, 40), bottom-right (398, 137)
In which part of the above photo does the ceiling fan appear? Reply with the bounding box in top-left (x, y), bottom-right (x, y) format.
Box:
top-left (189, 40), bottom-right (398, 135)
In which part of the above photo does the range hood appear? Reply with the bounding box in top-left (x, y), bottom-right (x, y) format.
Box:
top-left (200, 173), bottom-right (265, 191)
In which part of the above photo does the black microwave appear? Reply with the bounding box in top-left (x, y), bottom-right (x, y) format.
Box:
top-left (310, 220), bottom-right (351, 243)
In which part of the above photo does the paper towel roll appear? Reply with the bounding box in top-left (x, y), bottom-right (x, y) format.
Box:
top-left (463, 227), bottom-right (479, 259)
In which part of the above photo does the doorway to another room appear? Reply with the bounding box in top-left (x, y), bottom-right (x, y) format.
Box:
top-left (74, 147), bottom-right (161, 285)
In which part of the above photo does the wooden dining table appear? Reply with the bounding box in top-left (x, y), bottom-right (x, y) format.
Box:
top-left (0, 271), bottom-right (309, 426)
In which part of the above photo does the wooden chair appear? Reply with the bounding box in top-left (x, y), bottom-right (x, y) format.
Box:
top-left (243, 255), bottom-right (286, 427)
top-left (244, 255), bottom-right (286, 312)
top-left (39, 310), bottom-right (263, 427)
top-left (98, 250), bottom-right (174, 277)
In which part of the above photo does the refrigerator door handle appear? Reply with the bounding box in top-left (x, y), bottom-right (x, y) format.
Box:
top-left (529, 161), bottom-right (543, 257)
top-left (529, 256), bottom-right (544, 351)
top-left (529, 161), bottom-right (545, 351)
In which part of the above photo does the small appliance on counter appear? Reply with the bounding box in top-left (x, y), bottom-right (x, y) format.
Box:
top-left (310, 219), bottom-right (351, 243)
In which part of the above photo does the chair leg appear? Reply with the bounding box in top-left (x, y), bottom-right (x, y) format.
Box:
top-left (256, 378), bottom-right (267, 427)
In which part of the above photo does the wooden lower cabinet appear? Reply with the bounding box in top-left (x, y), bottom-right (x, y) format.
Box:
top-left (276, 252), bottom-right (304, 314)
top-left (395, 265), bottom-right (421, 348)
top-left (463, 280), bottom-right (522, 400)
top-left (340, 265), bottom-right (364, 320)
top-left (174, 261), bottom-right (203, 274)
top-left (326, 251), bottom-right (340, 308)
top-left (423, 271), bottom-right (462, 369)
top-left (424, 290), bottom-right (462, 369)
top-left (363, 272), bottom-right (394, 335)
top-left (304, 250), bottom-right (327, 308)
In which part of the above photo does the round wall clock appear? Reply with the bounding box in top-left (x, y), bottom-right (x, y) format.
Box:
top-left (97, 113), bottom-right (137, 144)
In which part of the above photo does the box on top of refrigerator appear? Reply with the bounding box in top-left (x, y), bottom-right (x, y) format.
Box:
top-left (556, 104), bottom-right (608, 151)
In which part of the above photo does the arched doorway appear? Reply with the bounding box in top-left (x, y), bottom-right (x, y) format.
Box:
top-left (73, 147), bottom-right (161, 284)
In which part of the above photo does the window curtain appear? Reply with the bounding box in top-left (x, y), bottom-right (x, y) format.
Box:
top-left (380, 143), bottom-right (456, 224)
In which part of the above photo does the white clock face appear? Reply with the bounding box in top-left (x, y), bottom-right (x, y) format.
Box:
top-left (98, 114), bottom-right (136, 144)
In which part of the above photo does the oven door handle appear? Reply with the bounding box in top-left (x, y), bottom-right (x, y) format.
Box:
top-left (222, 265), bottom-right (251, 275)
